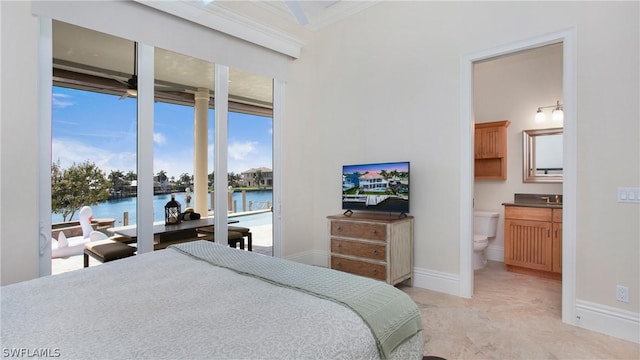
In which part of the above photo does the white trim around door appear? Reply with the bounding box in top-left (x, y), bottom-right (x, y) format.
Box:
top-left (459, 28), bottom-right (578, 326)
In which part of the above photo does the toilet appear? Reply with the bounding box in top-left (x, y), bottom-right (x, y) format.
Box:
top-left (473, 210), bottom-right (499, 270)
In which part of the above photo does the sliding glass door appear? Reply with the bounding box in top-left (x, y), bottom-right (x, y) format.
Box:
top-left (48, 20), bottom-right (277, 274)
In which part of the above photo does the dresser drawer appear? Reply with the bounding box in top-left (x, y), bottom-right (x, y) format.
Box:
top-left (331, 256), bottom-right (386, 281)
top-left (331, 239), bottom-right (386, 261)
top-left (330, 221), bottom-right (386, 241)
top-left (505, 206), bottom-right (552, 222)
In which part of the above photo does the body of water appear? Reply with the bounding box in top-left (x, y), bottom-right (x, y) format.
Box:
top-left (52, 190), bottom-right (273, 226)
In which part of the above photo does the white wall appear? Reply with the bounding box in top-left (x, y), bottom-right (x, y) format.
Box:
top-left (0, 1), bottom-right (40, 285)
top-left (283, 1), bottom-right (638, 317)
top-left (474, 43), bottom-right (564, 257)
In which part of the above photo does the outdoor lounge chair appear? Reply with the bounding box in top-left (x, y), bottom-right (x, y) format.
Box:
top-left (51, 206), bottom-right (102, 258)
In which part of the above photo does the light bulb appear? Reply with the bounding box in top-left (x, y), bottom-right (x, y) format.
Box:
top-left (535, 108), bottom-right (546, 123)
top-left (552, 108), bottom-right (564, 122)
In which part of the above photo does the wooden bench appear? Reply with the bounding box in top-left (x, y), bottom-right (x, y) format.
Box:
top-left (195, 227), bottom-right (252, 251)
top-left (228, 226), bottom-right (253, 251)
top-left (84, 239), bottom-right (136, 267)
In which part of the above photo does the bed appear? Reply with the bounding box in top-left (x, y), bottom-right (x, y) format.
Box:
top-left (1, 241), bottom-right (423, 359)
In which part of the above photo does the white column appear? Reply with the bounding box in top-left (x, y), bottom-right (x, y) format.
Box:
top-left (193, 88), bottom-right (210, 215)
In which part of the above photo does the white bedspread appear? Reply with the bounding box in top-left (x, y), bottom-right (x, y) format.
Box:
top-left (1, 247), bottom-right (423, 359)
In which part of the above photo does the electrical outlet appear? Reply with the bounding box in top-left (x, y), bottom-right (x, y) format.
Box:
top-left (616, 285), bottom-right (629, 302)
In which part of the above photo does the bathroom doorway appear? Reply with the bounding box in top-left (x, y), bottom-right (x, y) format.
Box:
top-left (472, 43), bottom-right (563, 277)
top-left (461, 29), bottom-right (578, 324)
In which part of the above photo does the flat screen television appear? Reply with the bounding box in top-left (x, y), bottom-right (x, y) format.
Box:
top-left (342, 161), bottom-right (410, 215)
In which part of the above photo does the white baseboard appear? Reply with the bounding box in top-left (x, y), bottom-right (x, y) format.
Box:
top-left (486, 244), bottom-right (504, 262)
top-left (287, 250), bottom-right (463, 296)
top-left (575, 299), bottom-right (640, 343)
top-left (412, 266), bottom-right (461, 297)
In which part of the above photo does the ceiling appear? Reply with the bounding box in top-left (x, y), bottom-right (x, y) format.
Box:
top-left (52, 1), bottom-right (377, 111)
top-left (53, 21), bottom-right (274, 111)
top-left (202, 0), bottom-right (377, 30)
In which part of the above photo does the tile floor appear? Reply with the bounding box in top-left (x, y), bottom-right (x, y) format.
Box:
top-left (402, 261), bottom-right (639, 359)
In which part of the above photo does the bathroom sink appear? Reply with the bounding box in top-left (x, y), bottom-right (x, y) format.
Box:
top-left (512, 193), bottom-right (563, 207)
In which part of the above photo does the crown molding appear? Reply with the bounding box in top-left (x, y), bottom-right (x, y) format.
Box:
top-left (134, 0), bottom-right (305, 59)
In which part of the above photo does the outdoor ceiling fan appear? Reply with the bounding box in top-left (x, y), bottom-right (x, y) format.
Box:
top-left (114, 42), bottom-right (193, 101)
top-left (115, 42), bottom-right (139, 100)
top-left (53, 41), bottom-right (204, 104)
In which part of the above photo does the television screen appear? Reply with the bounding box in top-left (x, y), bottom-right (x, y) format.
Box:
top-left (342, 161), bottom-right (410, 214)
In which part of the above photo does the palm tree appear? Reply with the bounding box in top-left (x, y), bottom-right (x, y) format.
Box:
top-left (228, 172), bottom-right (241, 188)
top-left (124, 170), bottom-right (137, 182)
top-left (157, 170), bottom-right (168, 191)
top-left (253, 170), bottom-right (264, 189)
top-left (108, 169), bottom-right (125, 192)
top-left (179, 172), bottom-right (192, 189)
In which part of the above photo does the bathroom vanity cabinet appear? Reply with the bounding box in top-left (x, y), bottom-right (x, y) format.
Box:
top-left (327, 213), bottom-right (413, 286)
top-left (475, 120), bottom-right (511, 180)
top-left (503, 205), bottom-right (562, 279)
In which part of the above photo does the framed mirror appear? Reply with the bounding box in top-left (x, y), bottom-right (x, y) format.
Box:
top-left (523, 128), bottom-right (563, 183)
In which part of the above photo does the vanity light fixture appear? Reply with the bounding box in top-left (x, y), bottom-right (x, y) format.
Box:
top-left (535, 100), bottom-right (563, 123)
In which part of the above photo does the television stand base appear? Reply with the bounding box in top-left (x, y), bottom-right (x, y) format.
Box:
top-left (343, 209), bottom-right (353, 217)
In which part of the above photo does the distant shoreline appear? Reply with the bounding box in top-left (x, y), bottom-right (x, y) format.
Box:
top-left (53, 189), bottom-right (273, 224)
top-left (108, 187), bottom-right (273, 200)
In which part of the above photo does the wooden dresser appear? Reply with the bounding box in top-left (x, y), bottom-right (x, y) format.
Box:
top-left (327, 213), bottom-right (414, 286)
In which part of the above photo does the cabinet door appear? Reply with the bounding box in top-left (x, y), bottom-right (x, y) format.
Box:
top-left (476, 127), bottom-right (505, 159)
top-left (504, 219), bottom-right (553, 271)
top-left (552, 222), bottom-right (562, 273)
top-left (474, 129), bottom-right (483, 158)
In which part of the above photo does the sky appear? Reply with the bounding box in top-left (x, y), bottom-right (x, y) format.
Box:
top-left (52, 86), bottom-right (273, 179)
top-left (343, 162), bottom-right (410, 175)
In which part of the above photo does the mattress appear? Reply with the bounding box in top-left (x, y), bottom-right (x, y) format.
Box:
top-left (1, 241), bottom-right (423, 359)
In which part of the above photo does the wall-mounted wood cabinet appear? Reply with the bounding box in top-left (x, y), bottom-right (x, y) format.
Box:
top-left (503, 205), bottom-right (562, 279)
top-left (475, 120), bottom-right (510, 180)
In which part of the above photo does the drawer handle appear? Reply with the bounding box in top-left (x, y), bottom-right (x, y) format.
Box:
top-left (337, 243), bottom-right (342, 248)
top-left (372, 249), bottom-right (378, 255)
top-left (372, 269), bottom-right (378, 275)
top-left (372, 230), bottom-right (378, 235)
top-left (337, 226), bottom-right (342, 232)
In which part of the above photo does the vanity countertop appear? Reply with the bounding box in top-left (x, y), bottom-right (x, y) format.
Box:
top-left (502, 202), bottom-right (562, 209)
top-left (502, 193), bottom-right (563, 209)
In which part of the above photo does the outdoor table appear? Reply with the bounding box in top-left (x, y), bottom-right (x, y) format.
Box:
top-left (107, 217), bottom-right (239, 245)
